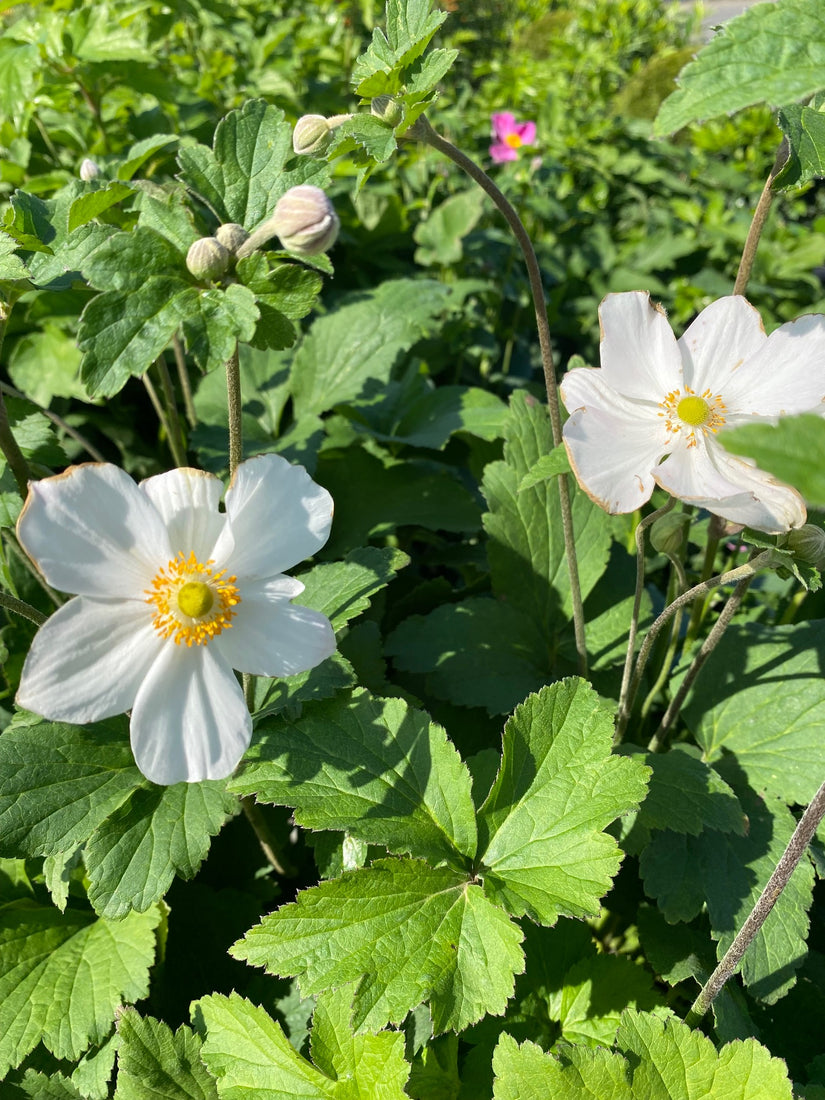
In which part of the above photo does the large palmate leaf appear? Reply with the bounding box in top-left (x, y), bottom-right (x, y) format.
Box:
top-left (477, 680), bottom-right (649, 925)
top-left (115, 1009), bottom-right (219, 1100)
top-left (0, 714), bottom-right (236, 918)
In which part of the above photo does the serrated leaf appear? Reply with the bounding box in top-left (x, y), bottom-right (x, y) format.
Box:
top-left (290, 278), bottom-right (452, 417)
top-left (477, 680), bottom-right (649, 925)
top-left (492, 1033), bottom-right (633, 1100)
top-left (559, 955), bottom-right (661, 1046)
top-left (115, 1009), bottom-right (219, 1100)
top-left (518, 444), bottom-right (572, 490)
top-left (177, 100), bottom-right (328, 227)
top-left (405, 47), bottom-right (458, 101)
top-left (720, 414), bottom-right (825, 509)
top-left (0, 901), bottom-right (161, 1077)
top-left (655, 0), bottom-right (825, 135)
top-left (68, 182), bottom-right (133, 233)
top-left (775, 102), bottom-right (825, 188)
top-left (232, 857), bottom-right (524, 1034)
top-left (8, 324), bottom-right (87, 405)
top-left (231, 688), bottom-right (477, 866)
top-left (628, 744), bottom-right (746, 836)
top-left (616, 1007), bottom-right (793, 1098)
top-left (0, 229), bottom-right (28, 280)
top-left (181, 283), bottom-right (259, 374)
top-left (133, 183), bottom-right (200, 252)
top-left (680, 620), bottom-right (825, 805)
top-left (81, 226), bottom-right (189, 292)
top-left (328, 116), bottom-right (398, 164)
top-left (0, 715), bottom-right (236, 918)
top-left (196, 990), bottom-right (409, 1099)
top-left (116, 134), bottom-right (179, 182)
top-left (297, 546), bottom-right (409, 631)
top-left (352, 0), bottom-right (447, 96)
top-left (19, 1070), bottom-right (85, 1099)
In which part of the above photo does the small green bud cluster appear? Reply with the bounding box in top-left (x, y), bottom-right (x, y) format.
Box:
top-left (292, 113), bottom-right (352, 158)
top-left (370, 95), bottom-right (404, 128)
top-left (186, 224), bottom-right (251, 281)
top-left (783, 524), bottom-right (825, 569)
top-left (215, 223), bottom-right (249, 254)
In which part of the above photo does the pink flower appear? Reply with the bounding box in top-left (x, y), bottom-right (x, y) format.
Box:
top-left (490, 112), bottom-right (537, 163)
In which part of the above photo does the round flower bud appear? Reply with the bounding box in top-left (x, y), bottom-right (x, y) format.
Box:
top-left (293, 114), bottom-right (334, 156)
top-left (79, 158), bottom-right (100, 181)
top-left (371, 95), bottom-right (404, 127)
top-left (784, 524), bottom-right (825, 568)
top-left (272, 185), bottom-right (339, 255)
top-left (215, 223), bottom-right (249, 254)
top-left (650, 512), bottom-right (691, 556)
top-left (186, 236), bottom-right (231, 280)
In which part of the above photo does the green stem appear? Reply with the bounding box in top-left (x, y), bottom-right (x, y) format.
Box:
top-left (172, 334), bottom-right (198, 429)
top-left (0, 591), bottom-right (46, 626)
top-left (240, 797), bottom-right (295, 876)
top-left (154, 355), bottom-right (188, 467)
top-left (685, 774), bottom-right (825, 1026)
top-left (615, 498), bottom-right (675, 742)
top-left (733, 141), bottom-right (786, 297)
top-left (0, 381), bottom-right (106, 462)
top-left (683, 529), bottom-right (721, 650)
top-left (2, 530), bottom-right (64, 607)
top-left (639, 552), bottom-right (688, 723)
top-left (647, 575), bottom-right (752, 753)
top-left (0, 301), bottom-right (32, 498)
top-left (410, 115), bottom-right (587, 675)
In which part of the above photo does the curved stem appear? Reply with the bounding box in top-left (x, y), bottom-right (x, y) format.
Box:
top-left (241, 797), bottom-right (295, 876)
top-left (172, 334), bottom-right (198, 429)
top-left (685, 775), bottom-right (825, 1026)
top-left (0, 591), bottom-right (46, 626)
top-left (733, 140), bottom-right (786, 296)
top-left (410, 116), bottom-right (587, 674)
top-left (0, 302), bottom-right (32, 498)
top-left (154, 355), bottom-right (187, 467)
top-left (639, 552), bottom-right (688, 723)
top-left (0, 381), bottom-right (106, 463)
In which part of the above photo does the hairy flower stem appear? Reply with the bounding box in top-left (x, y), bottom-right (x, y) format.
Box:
top-left (172, 334), bottom-right (198, 428)
top-left (411, 116), bottom-right (587, 674)
top-left (647, 575), bottom-right (752, 753)
top-left (685, 775), bottom-right (825, 1027)
top-left (733, 140), bottom-right (786, 296)
top-left (226, 342), bottom-right (243, 479)
top-left (0, 591), bottom-right (46, 626)
top-left (0, 302), bottom-right (32, 498)
top-left (154, 356), bottom-right (187, 467)
top-left (639, 552), bottom-right (688, 722)
top-left (615, 498), bottom-right (676, 742)
top-left (619, 551), bottom-right (773, 742)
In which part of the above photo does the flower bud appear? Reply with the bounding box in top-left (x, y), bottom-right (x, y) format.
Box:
top-left (271, 185), bottom-right (339, 255)
top-left (293, 114), bottom-right (334, 156)
top-left (784, 524), bottom-right (825, 568)
top-left (371, 95), bottom-right (404, 128)
top-left (650, 512), bottom-right (691, 556)
top-left (79, 158), bottom-right (100, 181)
top-left (186, 236), bottom-right (231, 280)
top-left (214, 223), bottom-right (249, 254)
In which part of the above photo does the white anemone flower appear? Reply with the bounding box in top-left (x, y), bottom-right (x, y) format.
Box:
top-left (15, 454), bottom-right (336, 785)
top-left (560, 292), bottom-right (825, 534)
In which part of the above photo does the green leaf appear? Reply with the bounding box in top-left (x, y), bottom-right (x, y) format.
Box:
top-left (68, 182), bottom-right (133, 233)
top-left (0, 901), bottom-right (161, 1077)
top-left (231, 688), bottom-right (477, 867)
top-left (0, 229), bottom-right (28, 281)
top-left (81, 226), bottom-right (189, 292)
top-left (0, 40), bottom-right (39, 129)
top-left (640, 791), bottom-right (814, 1003)
top-left (680, 620), bottom-right (825, 806)
top-left (558, 955), bottom-right (661, 1046)
top-left (133, 183), bottom-right (200, 253)
top-left (290, 278), bottom-right (453, 417)
top-left (477, 680), bottom-right (650, 925)
top-left (10, 186), bottom-right (114, 288)
top-left (775, 101), bottom-right (825, 188)
top-left (177, 100), bottom-right (328, 227)
top-left (295, 545), bottom-right (410, 632)
top-left (3, 396), bottom-right (67, 466)
top-left (368, 383), bottom-right (507, 449)
top-left (0, 714), bottom-right (236, 918)
top-left (352, 0), bottom-right (448, 96)
top-left (181, 283), bottom-right (259, 374)
top-left (328, 116), bottom-right (399, 165)
top-left (518, 444), bottom-right (572, 491)
top-left (655, 0), bottom-right (825, 135)
top-left (116, 134), bottom-right (179, 182)
top-left (720, 414), bottom-right (825, 509)
top-left (484, 392), bottom-right (612, 622)
top-left (115, 1009), bottom-right (219, 1100)
top-left (196, 990), bottom-right (410, 1099)
top-left (236, 257), bottom-right (323, 320)
top-left (616, 1007), bottom-right (793, 1098)
top-left (232, 857), bottom-right (524, 1034)
top-left (413, 191), bottom-right (484, 266)
top-left (7, 324), bottom-right (87, 405)
top-left (68, 5), bottom-right (153, 63)
top-left (628, 744), bottom-right (746, 837)
top-left (492, 1033), bottom-right (633, 1100)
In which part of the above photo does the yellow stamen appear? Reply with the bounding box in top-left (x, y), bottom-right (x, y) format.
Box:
top-left (145, 551), bottom-right (240, 646)
top-left (505, 133), bottom-right (522, 149)
top-left (658, 386), bottom-right (727, 448)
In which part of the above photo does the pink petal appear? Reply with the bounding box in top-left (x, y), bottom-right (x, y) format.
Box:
top-left (490, 142), bottom-right (518, 163)
top-left (491, 112), bottom-right (516, 140)
top-left (515, 121), bottom-right (536, 145)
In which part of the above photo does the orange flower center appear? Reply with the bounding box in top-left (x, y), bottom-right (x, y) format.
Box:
top-left (145, 551), bottom-right (240, 646)
top-left (505, 133), bottom-right (522, 149)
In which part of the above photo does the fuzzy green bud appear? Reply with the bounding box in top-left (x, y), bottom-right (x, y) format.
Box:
top-left (271, 185), bottom-right (339, 255)
top-left (214, 223), bottom-right (249, 254)
top-left (650, 512), bottom-right (691, 556)
top-left (79, 158), bottom-right (100, 181)
top-left (186, 236), bottom-right (231, 280)
top-left (371, 95), bottom-right (404, 128)
top-left (293, 114), bottom-right (334, 156)
top-left (784, 524), bottom-right (825, 568)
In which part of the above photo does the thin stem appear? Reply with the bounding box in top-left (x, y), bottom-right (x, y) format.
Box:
top-left (241, 797), bottom-right (295, 876)
top-left (0, 303), bottom-right (32, 498)
top-left (172, 334), bottom-right (198, 428)
top-left (733, 140), bottom-right (786, 296)
top-left (142, 372), bottom-right (172, 443)
top-left (639, 552), bottom-right (688, 723)
top-left (154, 355), bottom-right (187, 467)
top-left (0, 381), bottom-right (106, 463)
top-left (615, 498), bottom-right (676, 742)
top-left (410, 115), bottom-right (587, 674)
top-left (685, 775), bottom-right (825, 1026)
top-left (226, 342), bottom-right (243, 478)
top-left (2, 530), bottom-right (64, 607)
top-left (683, 531), bottom-right (721, 650)
top-left (648, 576), bottom-right (752, 753)
top-left (0, 591), bottom-right (46, 626)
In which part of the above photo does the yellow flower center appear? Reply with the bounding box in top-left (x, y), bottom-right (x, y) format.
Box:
top-left (659, 386), bottom-right (727, 448)
top-left (505, 133), bottom-right (522, 149)
top-left (145, 551), bottom-right (240, 647)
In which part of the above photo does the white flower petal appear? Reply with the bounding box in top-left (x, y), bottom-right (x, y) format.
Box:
top-left (678, 296), bottom-right (766, 395)
top-left (17, 464), bottom-right (171, 597)
top-left (655, 438), bottom-right (806, 533)
top-left (211, 454), bottom-right (333, 578)
top-left (130, 644), bottom-right (251, 784)
top-left (140, 467), bottom-right (226, 560)
top-left (16, 596), bottom-right (162, 722)
top-left (213, 577), bottom-right (336, 677)
top-left (721, 313), bottom-right (825, 418)
top-left (598, 291), bottom-right (683, 401)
